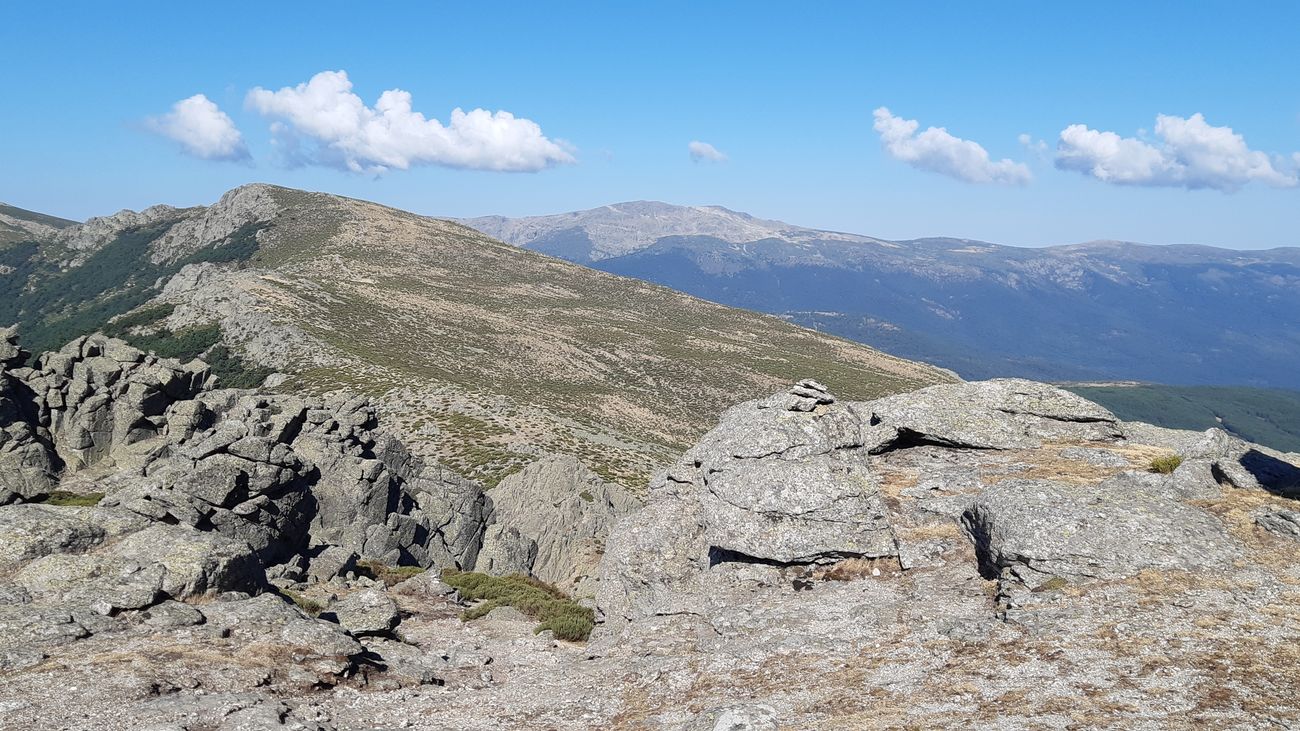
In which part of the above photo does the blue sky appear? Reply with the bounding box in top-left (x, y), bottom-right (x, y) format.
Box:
top-left (2, 1), bottom-right (1298, 248)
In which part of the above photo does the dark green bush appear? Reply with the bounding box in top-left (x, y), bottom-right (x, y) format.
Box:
top-left (205, 344), bottom-right (273, 389)
top-left (441, 569), bottom-right (594, 641)
top-left (128, 324), bottom-right (222, 361)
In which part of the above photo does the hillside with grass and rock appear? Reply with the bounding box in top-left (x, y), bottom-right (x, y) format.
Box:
top-left (0, 185), bottom-right (950, 493)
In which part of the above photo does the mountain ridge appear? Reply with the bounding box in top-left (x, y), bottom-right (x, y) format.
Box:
top-left (463, 200), bottom-right (1300, 260)
top-left (459, 200), bottom-right (1300, 391)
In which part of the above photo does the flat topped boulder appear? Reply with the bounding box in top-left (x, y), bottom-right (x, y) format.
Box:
top-left (963, 479), bottom-right (1239, 588)
top-left (862, 378), bottom-right (1122, 450)
top-left (597, 384), bottom-right (900, 632)
top-left (322, 587), bottom-right (399, 637)
top-left (683, 389), bottom-right (899, 564)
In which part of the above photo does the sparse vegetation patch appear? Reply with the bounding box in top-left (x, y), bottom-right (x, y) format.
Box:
top-left (355, 560), bottom-right (426, 587)
top-left (441, 569), bottom-right (595, 641)
top-left (1149, 455), bottom-right (1184, 474)
top-left (35, 491), bottom-right (104, 507)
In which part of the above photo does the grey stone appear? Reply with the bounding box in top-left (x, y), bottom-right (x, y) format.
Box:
top-left (138, 599), bottom-right (206, 628)
top-left (107, 524), bottom-right (265, 599)
top-left (322, 588), bottom-right (399, 637)
top-left (362, 637), bottom-right (447, 685)
top-left (0, 504), bottom-right (113, 569)
top-left (200, 594), bottom-right (363, 660)
top-left (864, 378), bottom-right (1121, 450)
top-left (306, 547), bottom-right (358, 584)
top-left (0, 605), bottom-right (88, 652)
top-left (963, 479), bottom-right (1239, 588)
top-left (482, 605), bottom-right (529, 623)
top-left (702, 455), bottom-right (895, 564)
top-left (1255, 508), bottom-right (1300, 540)
top-left (479, 455), bottom-right (639, 589)
top-left (474, 524), bottom-right (538, 576)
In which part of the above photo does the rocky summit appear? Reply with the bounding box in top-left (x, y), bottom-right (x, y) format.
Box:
top-left (2, 327), bottom-right (1299, 729)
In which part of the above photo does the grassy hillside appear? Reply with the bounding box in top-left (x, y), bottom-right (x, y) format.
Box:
top-left (246, 187), bottom-right (952, 487)
top-left (1, 185), bottom-right (954, 491)
top-left (1064, 384), bottom-right (1300, 453)
top-left (0, 203), bottom-right (76, 247)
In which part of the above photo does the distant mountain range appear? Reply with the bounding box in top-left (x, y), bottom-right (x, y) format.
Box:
top-left (463, 202), bottom-right (1300, 389)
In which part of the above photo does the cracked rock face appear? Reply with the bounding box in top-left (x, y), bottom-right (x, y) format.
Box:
top-left (2, 334), bottom-right (501, 573)
top-left (478, 455), bottom-right (639, 594)
top-left (703, 455), bottom-right (893, 564)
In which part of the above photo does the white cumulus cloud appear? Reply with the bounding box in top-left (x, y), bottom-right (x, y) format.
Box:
top-left (688, 140), bottom-right (727, 163)
top-left (245, 70), bottom-right (574, 174)
top-left (146, 94), bottom-right (249, 161)
top-left (1055, 113), bottom-right (1298, 191)
top-left (872, 107), bottom-right (1031, 185)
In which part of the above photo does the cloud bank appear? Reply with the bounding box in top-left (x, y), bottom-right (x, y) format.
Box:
top-left (146, 94), bottom-right (249, 161)
top-left (1055, 113), bottom-right (1298, 191)
top-left (872, 107), bottom-right (1031, 185)
top-left (245, 70), bottom-right (574, 174)
top-left (688, 140), bottom-right (727, 163)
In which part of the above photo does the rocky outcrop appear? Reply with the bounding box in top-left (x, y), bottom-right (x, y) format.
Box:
top-left (148, 184), bottom-right (280, 265)
top-left (15, 333), bottom-right (210, 474)
top-left (0, 328), bottom-right (58, 503)
top-left (46, 183), bottom-right (281, 268)
top-left (597, 379), bottom-right (1136, 631)
top-left (864, 378), bottom-right (1122, 450)
top-left (50, 204), bottom-right (185, 264)
top-left (160, 262), bottom-right (338, 371)
top-left (597, 381), bottom-right (899, 632)
top-left (477, 455), bottom-right (638, 594)
top-left (0, 331), bottom-right (502, 688)
top-left (0, 334), bottom-right (496, 573)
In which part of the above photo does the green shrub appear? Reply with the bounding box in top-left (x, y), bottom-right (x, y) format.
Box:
top-left (129, 323), bottom-right (222, 361)
top-left (36, 491), bottom-right (104, 507)
top-left (205, 344), bottom-right (273, 389)
top-left (441, 569), bottom-right (595, 641)
top-left (1148, 454), bottom-right (1184, 474)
